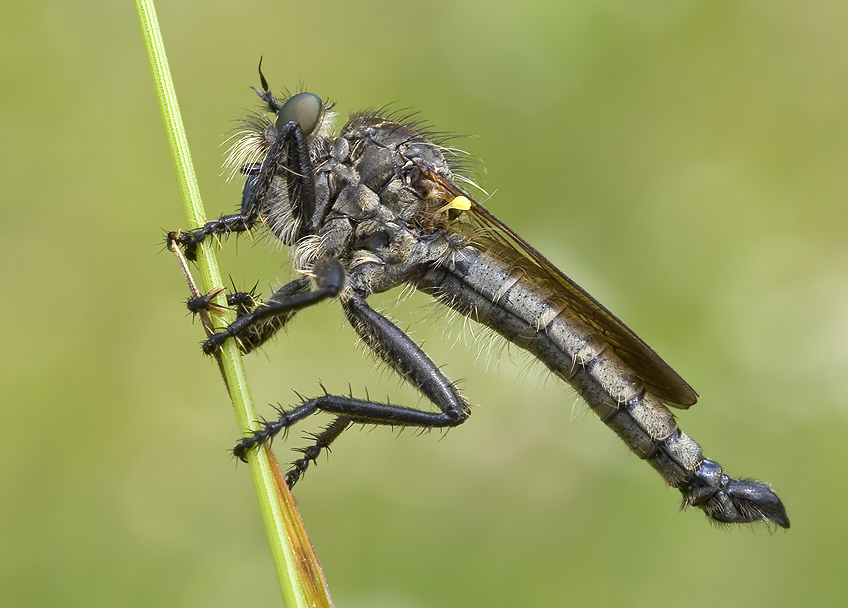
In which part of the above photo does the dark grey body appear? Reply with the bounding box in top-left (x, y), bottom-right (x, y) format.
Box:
top-left (179, 86), bottom-right (788, 528)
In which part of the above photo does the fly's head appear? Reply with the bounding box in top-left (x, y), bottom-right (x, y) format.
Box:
top-left (224, 71), bottom-right (336, 246)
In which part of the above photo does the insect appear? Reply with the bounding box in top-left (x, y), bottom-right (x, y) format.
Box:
top-left (173, 66), bottom-right (788, 529)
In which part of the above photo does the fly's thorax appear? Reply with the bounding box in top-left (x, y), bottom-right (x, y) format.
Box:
top-left (341, 115), bottom-right (458, 220)
top-left (284, 114), bottom-right (464, 295)
top-left (342, 115), bottom-right (447, 162)
top-left (259, 107), bottom-right (463, 251)
top-left (255, 107), bottom-right (469, 297)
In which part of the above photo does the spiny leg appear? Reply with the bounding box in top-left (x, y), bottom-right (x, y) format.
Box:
top-left (200, 259), bottom-right (344, 354)
top-left (175, 109), bottom-right (316, 261)
top-left (186, 284), bottom-right (256, 317)
top-left (189, 275), bottom-right (320, 354)
top-left (284, 416), bottom-right (353, 488)
top-left (233, 295), bottom-right (471, 465)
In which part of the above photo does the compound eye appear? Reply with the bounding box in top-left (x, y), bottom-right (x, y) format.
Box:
top-left (275, 92), bottom-right (323, 135)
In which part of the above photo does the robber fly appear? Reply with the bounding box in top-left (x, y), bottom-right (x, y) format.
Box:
top-left (173, 67), bottom-right (788, 529)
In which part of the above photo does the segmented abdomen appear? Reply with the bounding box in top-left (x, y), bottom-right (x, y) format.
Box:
top-left (419, 245), bottom-right (704, 489)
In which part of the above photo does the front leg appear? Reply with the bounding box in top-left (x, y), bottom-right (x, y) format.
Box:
top-left (175, 116), bottom-right (316, 261)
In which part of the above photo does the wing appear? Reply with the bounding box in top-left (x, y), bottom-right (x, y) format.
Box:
top-left (429, 171), bottom-right (698, 408)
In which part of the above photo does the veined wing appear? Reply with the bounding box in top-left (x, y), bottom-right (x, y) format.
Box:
top-left (429, 171), bottom-right (698, 408)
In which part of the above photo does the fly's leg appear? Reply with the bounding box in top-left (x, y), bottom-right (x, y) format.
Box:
top-left (189, 276), bottom-right (315, 353)
top-left (233, 294), bottom-right (471, 472)
top-left (284, 416), bottom-right (352, 487)
top-left (187, 285), bottom-right (259, 316)
top-left (200, 260), bottom-right (343, 355)
top-left (175, 117), bottom-right (315, 261)
top-left (230, 279), bottom-right (309, 353)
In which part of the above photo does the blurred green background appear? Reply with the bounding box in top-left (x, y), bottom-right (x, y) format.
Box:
top-left (3, 1), bottom-right (845, 606)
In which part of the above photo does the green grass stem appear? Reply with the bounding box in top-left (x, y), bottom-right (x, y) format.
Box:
top-left (135, 2), bottom-right (315, 606)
